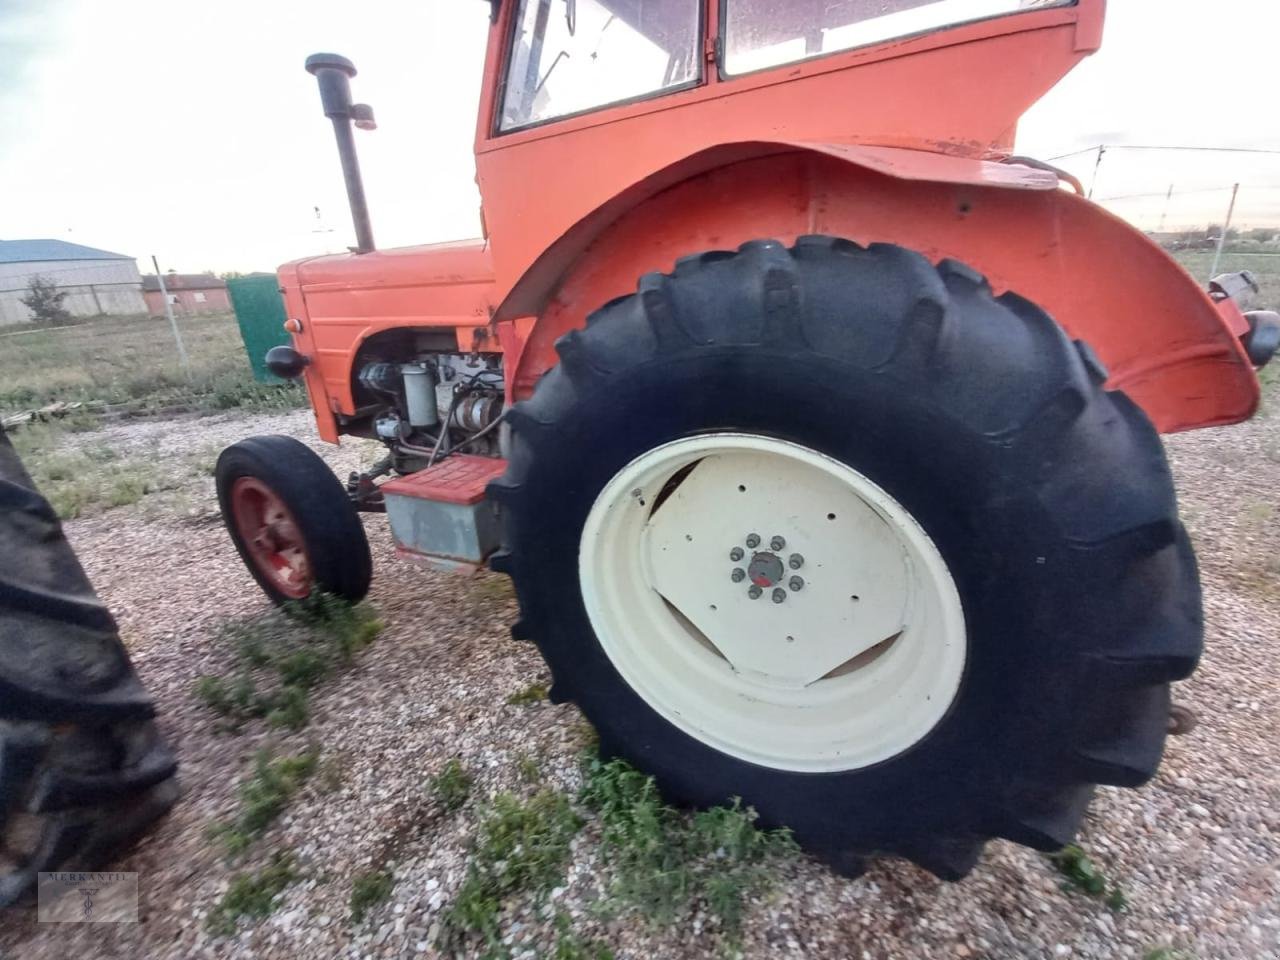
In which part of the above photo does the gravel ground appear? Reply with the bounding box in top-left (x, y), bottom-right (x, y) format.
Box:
top-left (1, 401), bottom-right (1277, 960)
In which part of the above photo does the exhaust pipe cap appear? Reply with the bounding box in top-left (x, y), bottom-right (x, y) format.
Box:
top-left (305, 53), bottom-right (356, 78)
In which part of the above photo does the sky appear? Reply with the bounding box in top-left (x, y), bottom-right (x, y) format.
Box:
top-left (1, 0), bottom-right (1278, 275)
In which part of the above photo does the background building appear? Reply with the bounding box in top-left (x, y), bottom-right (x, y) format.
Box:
top-left (0, 239), bottom-right (145, 325)
top-left (142, 273), bottom-right (230, 316)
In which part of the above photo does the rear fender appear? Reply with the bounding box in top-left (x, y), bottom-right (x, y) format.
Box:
top-left (506, 146), bottom-right (1258, 433)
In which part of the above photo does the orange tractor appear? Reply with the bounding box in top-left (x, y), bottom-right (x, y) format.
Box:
top-left (216, 0), bottom-right (1277, 879)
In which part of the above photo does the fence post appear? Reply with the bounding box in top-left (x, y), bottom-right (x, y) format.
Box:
top-left (1157, 183), bottom-right (1173, 233)
top-left (1086, 144), bottom-right (1106, 199)
top-left (1207, 183), bottom-right (1240, 282)
top-left (152, 256), bottom-right (192, 380)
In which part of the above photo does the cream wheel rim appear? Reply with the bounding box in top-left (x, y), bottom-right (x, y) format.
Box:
top-left (578, 433), bottom-right (967, 773)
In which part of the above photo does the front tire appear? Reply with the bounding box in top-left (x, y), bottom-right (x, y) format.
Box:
top-left (490, 238), bottom-right (1201, 878)
top-left (216, 435), bottom-right (372, 605)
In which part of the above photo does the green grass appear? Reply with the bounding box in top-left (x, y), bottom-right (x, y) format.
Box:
top-left (516, 753), bottom-right (542, 783)
top-left (550, 912), bottom-right (614, 960)
top-left (285, 591), bottom-right (384, 656)
top-left (431, 759), bottom-right (474, 813)
top-left (206, 852), bottom-right (298, 936)
top-left (210, 749), bottom-right (318, 855)
top-left (7, 419), bottom-right (178, 519)
top-left (468, 574), bottom-right (516, 604)
top-left (349, 868), bottom-right (396, 924)
top-left (1144, 948), bottom-right (1198, 960)
top-left (0, 310), bottom-right (303, 420)
top-left (440, 790), bottom-right (583, 955)
top-left (193, 595), bottom-right (383, 734)
top-left (1169, 249), bottom-right (1280, 313)
top-left (506, 682), bottom-right (549, 706)
top-left (1047, 844), bottom-right (1128, 911)
top-left (579, 757), bottom-right (796, 938)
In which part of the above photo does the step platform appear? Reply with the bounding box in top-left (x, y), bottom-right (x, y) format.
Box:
top-left (380, 455), bottom-right (508, 573)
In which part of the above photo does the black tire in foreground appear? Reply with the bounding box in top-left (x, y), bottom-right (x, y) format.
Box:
top-left (0, 425), bottom-right (178, 906)
top-left (489, 237), bottom-right (1201, 879)
top-left (216, 435), bottom-right (372, 605)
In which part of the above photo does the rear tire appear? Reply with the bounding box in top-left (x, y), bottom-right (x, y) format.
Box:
top-left (0, 425), bottom-right (178, 906)
top-left (490, 237), bottom-right (1201, 879)
top-left (216, 435), bottom-right (372, 605)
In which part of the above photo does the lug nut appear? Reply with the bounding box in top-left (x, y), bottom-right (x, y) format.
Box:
top-left (789, 576), bottom-right (804, 591)
top-left (788, 553), bottom-right (804, 569)
top-left (729, 546), bottom-right (744, 562)
top-left (770, 535), bottom-right (786, 551)
top-left (745, 533), bottom-right (760, 549)
top-left (772, 588), bottom-right (786, 603)
top-left (748, 584), bottom-right (763, 599)
top-left (731, 568), bottom-right (746, 583)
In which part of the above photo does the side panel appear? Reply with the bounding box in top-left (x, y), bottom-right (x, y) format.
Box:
top-left (512, 152), bottom-right (1258, 433)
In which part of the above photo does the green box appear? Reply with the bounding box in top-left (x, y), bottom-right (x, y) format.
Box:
top-left (227, 275), bottom-right (290, 383)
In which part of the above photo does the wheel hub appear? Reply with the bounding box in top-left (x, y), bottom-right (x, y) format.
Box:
top-left (746, 549), bottom-right (784, 589)
top-left (229, 476), bottom-right (312, 599)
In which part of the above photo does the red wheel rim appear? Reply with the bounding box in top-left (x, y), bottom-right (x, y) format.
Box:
top-left (229, 477), bottom-right (313, 599)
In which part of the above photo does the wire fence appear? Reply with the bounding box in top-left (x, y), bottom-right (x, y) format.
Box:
top-left (0, 309), bottom-right (302, 427)
top-left (1046, 143), bottom-right (1280, 236)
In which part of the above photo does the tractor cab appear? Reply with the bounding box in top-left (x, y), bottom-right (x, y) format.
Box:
top-left (499, 0), bottom-right (1070, 132)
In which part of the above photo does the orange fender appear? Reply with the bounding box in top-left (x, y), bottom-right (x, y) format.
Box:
top-left (507, 146), bottom-right (1258, 433)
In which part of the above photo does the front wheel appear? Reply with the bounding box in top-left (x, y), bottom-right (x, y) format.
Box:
top-left (490, 237), bottom-right (1201, 878)
top-left (216, 435), bottom-right (372, 605)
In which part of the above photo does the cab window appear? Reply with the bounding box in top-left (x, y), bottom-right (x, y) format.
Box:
top-left (723, 0), bottom-right (1073, 75)
top-left (499, 0), bottom-right (701, 131)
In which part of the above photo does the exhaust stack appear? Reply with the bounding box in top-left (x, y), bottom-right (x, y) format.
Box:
top-left (305, 53), bottom-right (376, 254)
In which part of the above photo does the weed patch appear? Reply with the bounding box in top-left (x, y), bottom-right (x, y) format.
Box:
top-left (316, 754), bottom-right (346, 794)
top-left (206, 852), bottom-right (298, 936)
top-left (573, 717), bottom-right (599, 751)
top-left (580, 757), bottom-right (796, 939)
top-left (431, 759), bottom-right (473, 813)
top-left (193, 595), bottom-right (382, 733)
top-left (1048, 844), bottom-right (1128, 911)
top-left (211, 749), bottom-right (318, 855)
top-left (468, 574), bottom-right (516, 606)
top-left (350, 868), bottom-right (395, 924)
top-left (507, 682), bottom-right (549, 706)
top-left (440, 790), bottom-right (582, 955)
top-left (516, 753), bottom-right (541, 783)
top-left (550, 912), bottom-right (613, 960)
top-left (8, 421), bottom-right (175, 519)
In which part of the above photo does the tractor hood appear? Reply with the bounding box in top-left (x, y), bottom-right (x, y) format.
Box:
top-left (289, 239), bottom-right (495, 300)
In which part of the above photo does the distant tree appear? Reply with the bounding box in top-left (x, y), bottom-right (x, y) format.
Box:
top-left (1247, 227), bottom-right (1277, 243)
top-left (219, 271), bottom-right (246, 280)
top-left (19, 275), bottom-right (71, 325)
